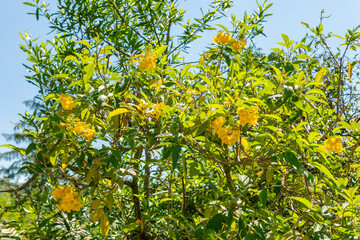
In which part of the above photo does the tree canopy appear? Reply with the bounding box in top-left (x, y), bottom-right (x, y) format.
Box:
top-left (1, 0), bottom-right (360, 239)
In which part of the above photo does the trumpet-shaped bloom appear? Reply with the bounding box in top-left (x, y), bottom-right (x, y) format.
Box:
top-left (153, 102), bottom-right (165, 117)
top-left (238, 106), bottom-right (258, 126)
top-left (324, 137), bottom-right (342, 153)
top-left (135, 52), bottom-right (157, 72)
top-left (211, 117), bottom-right (226, 132)
top-left (217, 126), bottom-right (240, 145)
top-left (60, 95), bottom-right (75, 110)
top-left (82, 124), bottom-right (96, 141)
top-left (213, 31), bottom-right (231, 45)
top-left (52, 185), bottom-right (83, 212)
top-left (230, 39), bottom-right (246, 52)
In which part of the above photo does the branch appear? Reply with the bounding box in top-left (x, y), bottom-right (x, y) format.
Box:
top-left (109, 1), bottom-right (155, 47)
top-left (0, 174), bottom-right (38, 193)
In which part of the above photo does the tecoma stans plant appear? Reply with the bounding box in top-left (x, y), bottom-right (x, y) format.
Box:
top-left (1, 0), bottom-right (360, 239)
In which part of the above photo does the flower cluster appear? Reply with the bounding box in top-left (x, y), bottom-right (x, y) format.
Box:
top-left (60, 119), bottom-right (95, 141)
top-left (152, 102), bottom-right (165, 117)
top-left (238, 107), bottom-right (258, 126)
top-left (213, 31), bottom-right (231, 45)
top-left (210, 117), bottom-right (226, 132)
top-left (52, 185), bottom-right (83, 213)
top-left (137, 101), bottom-right (149, 111)
top-left (324, 137), bottom-right (342, 153)
top-left (60, 94), bottom-right (75, 110)
top-left (211, 117), bottom-right (240, 145)
top-left (230, 39), bottom-right (247, 52)
top-left (134, 52), bottom-right (157, 72)
top-left (217, 126), bottom-right (240, 145)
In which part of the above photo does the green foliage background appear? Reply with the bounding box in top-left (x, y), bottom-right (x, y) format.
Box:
top-left (1, 0), bottom-right (360, 239)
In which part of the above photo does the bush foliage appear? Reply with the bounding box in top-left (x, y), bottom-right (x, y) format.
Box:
top-left (1, 0), bottom-right (360, 239)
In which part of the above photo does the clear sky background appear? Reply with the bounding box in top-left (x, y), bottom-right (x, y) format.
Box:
top-left (1, 0), bottom-right (360, 168)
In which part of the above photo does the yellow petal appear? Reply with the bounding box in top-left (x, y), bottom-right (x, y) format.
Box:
top-left (241, 137), bottom-right (249, 151)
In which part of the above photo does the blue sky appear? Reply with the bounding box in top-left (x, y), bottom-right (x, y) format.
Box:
top-left (1, 0), bottom-right (360, 167)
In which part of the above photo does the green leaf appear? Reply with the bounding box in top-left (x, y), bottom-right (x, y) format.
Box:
top-left (180, 64), bottom-right (192, 78)
top-left (155, 45), bottom-right (168, 56)
top-left (289, 196), bottom-right (312, 209)
top-left (25, 143), bottom-right (36, 155)
top-left (83, 62), bottom-right (95, 90)
top-left (224, 211), bottom-right (233, 227)
top-left (215, 24), bottom-right (229, 33)
top-left (51, 73), bottom-right (69, 79)
top-left (23, 2), bottom-right (36, 7)
top-left (296, 54), bottom-right (312, 60)
top-left (283, 151), bottom-right (301, 169)
top-left (99, 45), bottom-right (117, 55)
top-left (281, 34), bottom-right (290, 45)
top-left (331, 34), bottom-right (344, 40)
top-left (100, 214), bottom-right (110, 237)
top-left (36, 7), bottom-right (39, 20)
top-left (91, 208), bottom-right (104, 222)
top-left (271, 48), bottom-right (285, 55)
top-left (315, 67), bottom-right (328, 86)
top-left (312, 162), bottom-right (337, 186)
top-left (72, 40), bottom-right (92, 49)
top-left (266, 166), bottom-right (274, 184)
top-left (91, 199), bottom-right (102, 210)
top-left (308, 88), bottom-right (326, 98)
top-left (50, 151), bottom-right (58, 166)
top-left (259, 189), bottom-right (267, 207)
top-left (64, 55), bottom-right (80, 64)
top-left (308, 132), bottom-right (320, 142)
top-left (207, 213), bottom-right (224, 232)
top-left (238, 215), bottom-right (248, 237)
top-left (171, 145), bottom-right (181, 170)
top-left (0, 144), bottom-right (25, 155)
top-left (262, 114), bottom-right (282, 122)
top-left (337, 121), bottom-right (353, 130)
